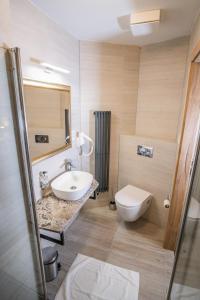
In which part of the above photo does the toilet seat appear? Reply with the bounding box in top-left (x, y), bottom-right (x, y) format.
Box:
top-left (115, 185), bottom-right (151, 208)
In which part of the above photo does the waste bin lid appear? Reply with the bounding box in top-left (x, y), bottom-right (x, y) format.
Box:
top-left (42, 247), bottom-right (58, 265)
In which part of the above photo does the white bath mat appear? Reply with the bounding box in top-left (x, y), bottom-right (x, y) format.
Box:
top-left (55, 254), bottom-right (139, 300)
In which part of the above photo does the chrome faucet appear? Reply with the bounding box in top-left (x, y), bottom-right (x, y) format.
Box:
top-left (39, 171), bottom-right (49, 189)
top-left (39, 171), bottom-right (50, 197)
top-left (61, 159), bottom-right (75, 172)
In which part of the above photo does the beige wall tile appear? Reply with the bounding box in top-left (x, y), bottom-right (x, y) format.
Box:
top-left (189, 13), bottom-right (200, 56)
top-left (118, 135), bottom-right (177, 228)
top-left (80, 42), bottom-right (140, 193)
top-left (136, 37), bottom-right (189, 141)
top-left (80, 38), bottom-right (188, 229)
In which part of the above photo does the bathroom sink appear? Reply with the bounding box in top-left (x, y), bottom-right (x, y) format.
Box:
top-left (51, 171), bottom-right (93, 201)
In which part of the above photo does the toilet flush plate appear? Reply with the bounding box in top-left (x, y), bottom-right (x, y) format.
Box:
top-left (137, 145), bottom-right (153, 158)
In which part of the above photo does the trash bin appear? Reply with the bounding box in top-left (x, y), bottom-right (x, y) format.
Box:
top-left (42, 247), bottom-right (61, 282)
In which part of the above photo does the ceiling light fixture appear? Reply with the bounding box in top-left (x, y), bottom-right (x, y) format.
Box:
top-left (130, 9), bottom-right (161, 36)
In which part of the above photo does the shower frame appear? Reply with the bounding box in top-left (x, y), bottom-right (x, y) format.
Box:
top-left (167, 115), bottom-right (200, 298)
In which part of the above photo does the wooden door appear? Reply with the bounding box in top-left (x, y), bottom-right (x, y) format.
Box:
top-left (164, 63), bottom-right (200, 250)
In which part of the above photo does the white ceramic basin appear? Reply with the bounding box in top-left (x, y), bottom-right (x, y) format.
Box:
top-left (51, 171), bottom-right (93, 201)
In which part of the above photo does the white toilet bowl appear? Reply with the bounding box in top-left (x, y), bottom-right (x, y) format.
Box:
top-left (115, 185), bottom-right (152, 222)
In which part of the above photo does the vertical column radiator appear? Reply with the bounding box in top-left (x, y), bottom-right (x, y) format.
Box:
top-left (94, 111), bottom-right (111, 192)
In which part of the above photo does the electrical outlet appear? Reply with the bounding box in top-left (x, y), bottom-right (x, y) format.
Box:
top-left (35, 135), bottom-right (49, 143)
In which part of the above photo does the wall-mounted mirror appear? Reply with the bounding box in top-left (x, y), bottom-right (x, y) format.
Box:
top-left (23, 79), bottom-right (71, 164)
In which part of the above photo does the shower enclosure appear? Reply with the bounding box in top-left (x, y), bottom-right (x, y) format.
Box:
top-left (168, 126), bottom-right (200, 299)
top-left (0, 47), bottom-right (46, 299)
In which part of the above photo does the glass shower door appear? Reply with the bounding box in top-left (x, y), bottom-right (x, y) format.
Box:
top-left (168, 129), bottom-right (200, 299)
top-left (0, 47), bottom-right (46, 299)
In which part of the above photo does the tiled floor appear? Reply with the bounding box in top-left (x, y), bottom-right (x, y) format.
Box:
top-left (47, 193), bottom-right (174, 300)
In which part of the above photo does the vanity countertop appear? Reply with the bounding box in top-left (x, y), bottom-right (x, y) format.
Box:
top-left (36, 179), bottom-right (98, 233)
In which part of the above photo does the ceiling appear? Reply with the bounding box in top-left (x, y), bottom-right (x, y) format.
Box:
top-left (30, 0), bottom-right (200, 46)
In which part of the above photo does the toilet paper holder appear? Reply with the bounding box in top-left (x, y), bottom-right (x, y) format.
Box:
top-left (164, 196), bottom-right (170, 208)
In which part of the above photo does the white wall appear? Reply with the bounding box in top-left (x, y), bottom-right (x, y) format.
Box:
top-left (10, 0), bottom-right (81, 200)
top-left (0, 0), bottom-right (10, 45)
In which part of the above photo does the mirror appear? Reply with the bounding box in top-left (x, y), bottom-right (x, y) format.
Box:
top-left (23, 79), bottom-right (71, 164)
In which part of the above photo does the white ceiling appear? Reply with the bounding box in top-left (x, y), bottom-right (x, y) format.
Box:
top-left (30, 0), bottom-right (200, 46)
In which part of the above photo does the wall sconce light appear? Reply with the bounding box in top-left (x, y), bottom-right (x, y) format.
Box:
top-left (0, 119), bottom-right (8, 129)
top-left (30, 58), bottom-right (70, 74)
top-left (40, 62), bottom-right (70, 74)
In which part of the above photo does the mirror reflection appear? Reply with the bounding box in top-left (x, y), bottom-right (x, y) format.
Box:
top-left (23, 80), bottom-right (71, 163)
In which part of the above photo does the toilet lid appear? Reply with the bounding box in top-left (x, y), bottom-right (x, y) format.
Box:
top-left (115, 185), bottom-right (152, 207)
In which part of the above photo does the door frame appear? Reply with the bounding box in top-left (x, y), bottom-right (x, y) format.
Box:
top-left (164, 41), bottom-right (200, 251)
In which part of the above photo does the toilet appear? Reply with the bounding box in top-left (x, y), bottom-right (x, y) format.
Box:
top-left (115, 185), bottom-right (152, 222)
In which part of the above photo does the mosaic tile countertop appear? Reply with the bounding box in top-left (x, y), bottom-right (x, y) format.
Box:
top-left (36, 179), bottom-right (98, 233)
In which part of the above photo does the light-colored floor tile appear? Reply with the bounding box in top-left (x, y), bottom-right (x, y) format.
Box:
top-left (47, 194), bottom-right (174, 299)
